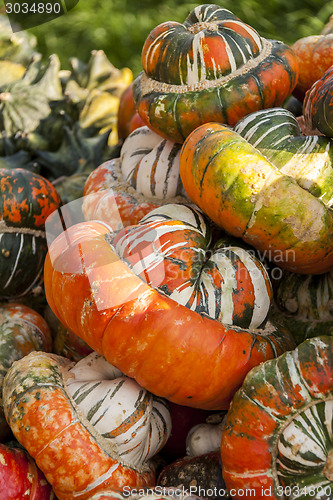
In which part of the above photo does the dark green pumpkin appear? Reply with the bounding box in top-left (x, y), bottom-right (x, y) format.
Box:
top-left (270, 268), bottom-right (333, 344)
top-left (0, 168), bottom-right (61, 299)
top-left (157, 452), bottom-right (229, 499)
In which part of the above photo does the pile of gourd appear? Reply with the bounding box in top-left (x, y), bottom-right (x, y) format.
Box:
top-left (1, 5), bottom-right (333, 500)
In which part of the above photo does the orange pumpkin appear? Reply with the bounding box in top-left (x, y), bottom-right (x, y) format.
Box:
top-left (117, 83), bottom-right (146, 140)
top-left (44, 210), bottom-right (295, 410)
top-left (292, 18), bottom-right (333, 101)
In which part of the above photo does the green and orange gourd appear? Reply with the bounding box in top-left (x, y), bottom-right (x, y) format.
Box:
top-left (133, 4), bottom-right (299, 143)
top-left (0, 301), bottom-right (52, 440)
top-left (178, 109), bottom-right (333, 274)
top-left (221, 336), bottom-right (333, 499)
top-left (303, 65), bottom-right (333, 138)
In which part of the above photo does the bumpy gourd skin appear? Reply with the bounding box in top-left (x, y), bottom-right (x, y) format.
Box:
top-left (44, 219), bottom-right (295, 411)
top-left (3, 351), bottom-right (161, 499)
top-left (179, 122), bottom-right (333, 274)
top-left (0, 302), bottom-right (52, 440)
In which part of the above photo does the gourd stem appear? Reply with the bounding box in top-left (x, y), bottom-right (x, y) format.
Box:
top-left (323, 449), bottom-right (333, 481)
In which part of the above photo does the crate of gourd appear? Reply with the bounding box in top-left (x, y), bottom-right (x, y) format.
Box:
top-left (1, 4), bottom-right (333, 499)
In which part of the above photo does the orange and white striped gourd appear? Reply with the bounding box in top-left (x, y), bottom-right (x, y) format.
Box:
top-left (44, 204), bottom-right (295, 410)
top-left (113, 204), bottom-right (272, 329)
top-left (82, 126), bottom-right (188, 229)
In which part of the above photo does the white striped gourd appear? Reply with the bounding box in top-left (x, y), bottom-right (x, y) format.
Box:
top-left (66, 352), bottom-right (171, 467)
top-left (82, 126), bottom-right (189, 230)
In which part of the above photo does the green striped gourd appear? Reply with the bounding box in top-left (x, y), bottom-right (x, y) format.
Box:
top-left (112, 204), bottom-right (273, 329)
top-left (234, 107), bottom-right (333, 207)
top-left (270, 269), bottom-right (333, 344)
top-left (3, 351), bottom-right (171, 498)
top-left (221, 336), bottom-right (333, 499)
top-left (178, 120), bottom-right (333, 274)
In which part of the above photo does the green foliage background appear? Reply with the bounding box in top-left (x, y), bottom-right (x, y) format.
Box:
top-left (29, 0), bottom-right (333, 76)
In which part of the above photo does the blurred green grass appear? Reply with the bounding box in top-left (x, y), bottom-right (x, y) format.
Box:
top-left (28, 0), bottom-right (333, 76)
